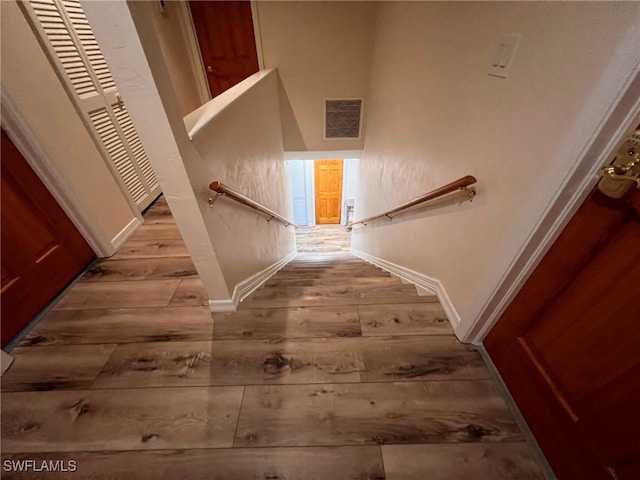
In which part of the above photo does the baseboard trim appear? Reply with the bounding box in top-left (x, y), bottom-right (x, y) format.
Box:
top-left (351, 249), bottom-right (461, 331)
top-left (111, 217), bottom-right (142, 253)
top-left (209, 250), bottom-right (297, 313)
top-left (477, 344), bottom-right (557, 480)
top-left (208, 299), bottom-right (236, 313)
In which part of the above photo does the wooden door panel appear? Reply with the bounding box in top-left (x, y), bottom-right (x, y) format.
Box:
top-left (485, 181), bottom-right (640, 480)
top-left (189, 1), bottom-right (259, 98)
top-left (526, 222), bottom-right (640, 401)
top-left (1, 129), bottom-right (95, 346)
top-left (314, 160), bottom-right (343, 224)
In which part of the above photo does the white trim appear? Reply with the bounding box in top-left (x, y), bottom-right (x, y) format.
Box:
top-left (110, 217), bottom-right (142, 251)
top-left (351, 248), bottom-right (462, 331)
top-left (1, 88), bottom-right (115, 258)
top-left (250, 1), bottom-right (265, 70)
top-left (209, 250), bottom-right (297, 312)
top-left (184, 69), bottom-right (274, 139)
top-left (465, 66), bottom-right (640, 344)
top-left (208, 299), bottom-right (236, 313)
top-left (284, 150), bottom-right (364, 161)
top-left (304, 160), bottom-right (316, 226)
top-left (1, 351), bottom-right (15, 376)
top-left (176, 0), bottom-right (210, 105)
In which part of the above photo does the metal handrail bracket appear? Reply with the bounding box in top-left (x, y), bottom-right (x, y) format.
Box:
top-left (209, 180), bottom-right (297, 228)
top-left (349, 175), bottom-right (477, 227)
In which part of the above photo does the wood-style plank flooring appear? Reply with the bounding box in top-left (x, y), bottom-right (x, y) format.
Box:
top-left (1, 196), bottom-right (545, 479)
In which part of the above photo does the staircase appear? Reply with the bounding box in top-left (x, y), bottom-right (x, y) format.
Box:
top-left (0, 197), bottom-right (544, 478)
top-left (243, 252), bottom-right (435, 309)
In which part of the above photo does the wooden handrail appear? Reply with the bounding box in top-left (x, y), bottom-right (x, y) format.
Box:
top-left (349, 175), bottom-right (477, 227)
top-left (209, 181), bottom-right (297, 228)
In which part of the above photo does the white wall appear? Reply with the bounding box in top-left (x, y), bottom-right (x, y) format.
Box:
top-left (258, 1), bottom-right (377, 151)
top-left (186, 70), bottom-right (296, 290)
top-left (352, 2), bottom-right (640, 338)
top-left (145, 0), bottom-right (203, 116)
top-left (1, 0), bottom-right (138, 256)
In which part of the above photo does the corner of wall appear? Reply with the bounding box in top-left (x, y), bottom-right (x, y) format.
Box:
top-left (209, 250), bottom-right (297, 312)
top-left (350, 248), bottom-right (463, 337)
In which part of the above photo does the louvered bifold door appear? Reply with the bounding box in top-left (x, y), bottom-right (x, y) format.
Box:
top-left (21, 0), bottom-right (160, 212)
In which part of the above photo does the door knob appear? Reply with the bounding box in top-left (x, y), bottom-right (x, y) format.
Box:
top-left (206, 66), bottom-right (217, 74)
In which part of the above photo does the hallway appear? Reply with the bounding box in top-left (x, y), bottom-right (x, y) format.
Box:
top-left (1, 197), bottom-right (544, 479)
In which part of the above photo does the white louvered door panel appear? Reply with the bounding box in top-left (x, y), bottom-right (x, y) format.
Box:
top-left (23, 0), bottom-right (160, 212)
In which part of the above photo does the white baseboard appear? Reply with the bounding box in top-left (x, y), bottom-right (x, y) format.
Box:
top-left (111, 217), bottom-right (142, 254)
top-left (208, 299), bottom-right (236, 313)
top-left (351, 248), bottom-right (462, 331)
top-left (209, 250), bottom-right (297, 313)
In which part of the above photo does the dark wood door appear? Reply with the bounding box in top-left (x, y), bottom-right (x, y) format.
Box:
top-left (1, 129), bottom-right (95, 346)
top-left (189, 0), bottom-right (259, 97)
top-left (485, 171), bottom-right (640, 478)
top-left (315, 160), bottom-right (343, 224)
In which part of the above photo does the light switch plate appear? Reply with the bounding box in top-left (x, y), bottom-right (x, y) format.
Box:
top-left (488, 34), bottom-right (521, 78)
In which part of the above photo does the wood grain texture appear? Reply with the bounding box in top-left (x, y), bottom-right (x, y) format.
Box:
top-left (128, 223), bottom-right (183, 241)
top-left (169, 279), bottom-right (209, 306)
top-left (92, 338), bottom-right (361, 388)
top-left (252, 284), bottom-right (418, 302)
top-left (1, 386), bottom-right (243, 453)
top-left (139, 206), bottom-right (175, 225)
top-left (359, 303), bottom-right (452, 336)
top-left (235, 381), bottom-right (522, 447)
top-left (272, 270), bottom-right (392, 280)
top-left (111, 239), bottom-right (190, 259)
top-left (357, 336), bottom-right (489, 382)
top-left (382, 443), bottom-right (544, 479)
top-left (1, 344), bottom-right (116, 391)
top-left (213, 306), bottom-right (361, 339)
top-left (295, 225), bottom-right (352, 252)
top-left (242, 294), bottom-right (438, 310)
top-left (52, 281), bottom-right (180, 310)
top-left (281, 265), bottom-right (385, 273)
top-left (0, 196), bottom-right (543, 477)
top-left (265, 276), bottom-right (401, 288)
top-left (93, 336), bottom-right (489, 389)
top-left (80, 257), bottom-right (197, 282)
top-left (1, 446), bottom-right (384, 480)
top-left (18, 307), bottom-right (213, 346)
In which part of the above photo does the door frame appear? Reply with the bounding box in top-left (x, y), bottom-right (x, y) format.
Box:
top-left (1, 89), bottom-right (114, 257)
top-left (466, 65), bottom-right (640, 344)
top-left (285, 151), bottom-right (363, 227)
top-left (179, 0), bottom-right (265, 105)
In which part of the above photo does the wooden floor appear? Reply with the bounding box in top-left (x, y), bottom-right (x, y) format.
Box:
top-left (1, 197), bottom-right (545, 479)
top-left (295, 224), bottom-right (351, 252)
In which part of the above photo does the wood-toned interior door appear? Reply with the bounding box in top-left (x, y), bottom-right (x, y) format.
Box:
top-left (189, 1), bottom-right (259, 98)
top-left (1, 129), bottom-right (95, 346)
top-left (314, 160), bottom-right (343, 224)
top-left (484, 132), bottom-right (640, 479)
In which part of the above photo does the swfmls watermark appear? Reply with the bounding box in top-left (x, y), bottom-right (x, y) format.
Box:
top-left (3, 459), bottom-right (77, 473)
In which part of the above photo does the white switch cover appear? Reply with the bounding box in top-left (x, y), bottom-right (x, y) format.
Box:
top-left (489, 34), bottom-right (521, 78)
